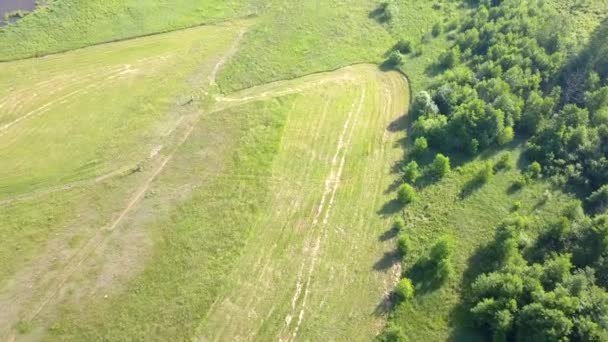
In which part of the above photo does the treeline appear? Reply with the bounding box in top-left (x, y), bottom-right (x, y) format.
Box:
top-left (400, 0), bottom-right (608, 206)
top-left (467, 209), bottom-right (608, 341)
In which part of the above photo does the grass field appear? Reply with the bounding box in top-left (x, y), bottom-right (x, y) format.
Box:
top-left (0, 0), bottom-right (252, 61)
top-left (2, 0), bottom-right (603, 340)
top-left (0, 21), bottom-right (250, 340)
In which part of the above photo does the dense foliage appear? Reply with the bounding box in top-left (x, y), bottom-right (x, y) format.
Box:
top-left (409, 0), bottom-right (608, 203)
top-left (467, 212), bottom-right (608, 341)
top-left (383, 0), bottom-right (608, 340)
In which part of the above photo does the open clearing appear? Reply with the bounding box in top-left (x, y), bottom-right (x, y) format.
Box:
top-left (0, 11), bottom-right (409, 339)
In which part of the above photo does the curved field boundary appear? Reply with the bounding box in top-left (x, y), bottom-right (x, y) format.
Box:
top-left (198, 64), bottom-right (409, 341)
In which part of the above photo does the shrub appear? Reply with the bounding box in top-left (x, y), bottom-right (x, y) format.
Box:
top-left (386, 51), bottom-right (403, 67)
top-left (494, 154), bottom-right (512, 171)
top-left (413, 136), bottom-right (428, 155)
top-left (403, 161), bottom-right (421, 184)
top-left (395, 278), bottom-right (415, 300)
top-left (393, 217), bottom-right (405, 232)
top-left (438, 47), bottom-right (460, 69)
top-left (526, 161), bottom-right (542, 179)
top-left (477, 161), bottom-right (494, 184)
top-left (432, 153), bottom-right (451, 178)
top-left (497, 127), bottom-right (514, 146)
top-left (395, 39), bottom-right (412, 54)
top-left (397, 183), bottom-right (416, 206)
top-left (432, 23), bottom-right (442, 37)
top-left (378, 323), bottom-right (407, 342)
top-left (397, 234), bottom-right (411, 256)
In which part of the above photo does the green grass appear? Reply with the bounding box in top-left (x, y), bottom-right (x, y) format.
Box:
top-left (217, 0), bottom-right (393, 92)
top-left (386, 148), bottom-right (577, 341)
top-left (0, 0), bottom-right (251, 61)
top-left (47, 97), bottom-right (289, 341)
top-left (0, 23), bottom-right (241, 197)
top-left (41, 64), bottom-right (410, 341)
top-left (0, 23), bottom-right (247, 336)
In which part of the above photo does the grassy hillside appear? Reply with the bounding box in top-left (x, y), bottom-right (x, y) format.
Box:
top-left (43, 65), bottom-right (409, 341)
top-left (0, 0), bottom-right (251, 61)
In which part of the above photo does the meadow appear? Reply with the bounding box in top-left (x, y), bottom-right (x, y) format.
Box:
top-left (1, 0), bottom-right (606, 340)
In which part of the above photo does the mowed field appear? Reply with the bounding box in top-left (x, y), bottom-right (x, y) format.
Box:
top-left (0, 10), bottom-right (410, 341)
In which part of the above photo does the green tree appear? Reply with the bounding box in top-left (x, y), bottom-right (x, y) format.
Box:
top-left (395, 278), bottom-right (415, 300)
top-left (413, 137), bottom-right (428, 155)
top-left (386, 51), bottom-right (403, 67)
top-left (497, 127), bottom-right (514, 146)
top-left (397, 183), bottom-right (416, 206)
top-left (397, 234), bottom-right (411, 256)
top-left (432, 153), bottom-right (451, 178)
top-left (403, 161), bottom-right (421, 184)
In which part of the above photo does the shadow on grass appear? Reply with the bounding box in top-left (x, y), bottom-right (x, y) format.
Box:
top-left (368, 5), bottom-right (391, 24)
top-left (373, 249), bottom-right (401, 271)
top-left (377, 198), bottom-right (403, 217)
top-left (404, 257), bottom-right (445, 295)
top-left (459, 176), bottom-right (485, 200)
top-left (379, 225), bottom-right (400, 242)
top-left (447, 242), bottom-right (498, 342)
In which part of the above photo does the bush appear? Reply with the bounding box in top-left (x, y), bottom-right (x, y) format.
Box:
top-left (397, 234), bottom-right (411, 256)
top-left (497, 127), bottom-right (515, 146)
top-left (413, 136), bottom-right (428, 155)
top-left (403, 161), bottom-right (421, 184)
top-left (397, 183), bottom-right (416, 206)
top-left (432, 23), bottom-right (442, 37)
top-left (432, 153), bottom-right (451, 178)
top-left (395, 39), bottom-right (412, 54)
top-left (494, 154), bottom-right (512, 171)
top-left (395, 278), bottom-right (415, 300)
top-left (378, 323), bottom-right (407, 342)
top-left (477, 161), bottom-right (494, 184)
top-left (386, 51), bottom-right (403, 67)
top-left (393, 217), bottom-right (405, 232)
top-left (526, 161), bottom-right (542, 179)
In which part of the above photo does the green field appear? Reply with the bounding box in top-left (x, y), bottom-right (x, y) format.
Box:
top-left (1, 0), bottom-right (607, 341)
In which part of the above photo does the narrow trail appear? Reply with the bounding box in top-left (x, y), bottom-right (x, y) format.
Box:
top-left (0, 26), bottom-right (249, 342)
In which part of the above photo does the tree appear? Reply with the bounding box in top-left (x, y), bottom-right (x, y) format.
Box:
top-left (397, 234), bottom-right (411, 256)
top-left (395, 278), bottom-right (415, 300)
top-left (413, 137), bottom-right (428, 155)
top-left (439, 47), bottom-right (460, 69)
top-left (432, 23), bottom-right (442, 37)
top-left (526, 161), bottom-right (542, 179)
top-left (395, 39), bottom-right (412, 54)
top-left (403, 161), bottom-right (421, 184)
top-left (516, 303), bottom-right (573, 341)
top-left (378, 323), bottom-right (407, 342)
top-left (477, 161), bottom-right (494, 184)
top-left (588, 184), bottom-right (608, 213)
top-left (397, 183), bottom-right (416, 206)
top-left (411, 91), bottom-right (438, 118)
top-left (386, 51), bottom-right (403, 67)
top-left (497, 127), bottom-right (514, 146)
top-left (432, 154), bottom-right (450, 178)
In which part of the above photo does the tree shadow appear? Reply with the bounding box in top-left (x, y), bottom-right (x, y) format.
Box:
top-left (368, 3), bottom-right (391, 23)
top-left (404, 257), bottom-right (445, 295)
top-left (459, 176), bottom-right (485, 200)
top-left (424, 61), bottom-right (446, 77)
top-left (373, 249), bottom-right (401, 271)
top-left (377, 198), bottom-right (403, 217)
top-left (447, 242), bottom-right (497, 342)
top-left (379, 225), bottom-right (400, 242)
